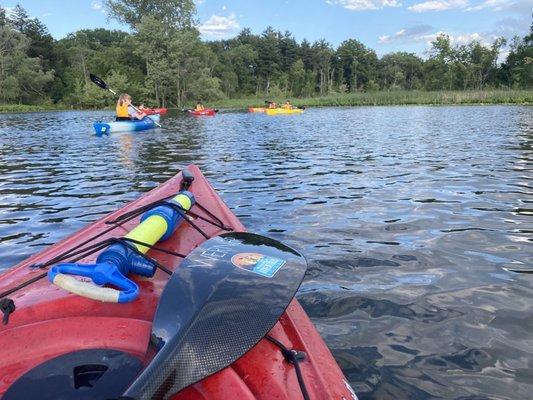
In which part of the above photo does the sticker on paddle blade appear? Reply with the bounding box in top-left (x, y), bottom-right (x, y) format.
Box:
top-left (231, 252), bottom-right (285, 277)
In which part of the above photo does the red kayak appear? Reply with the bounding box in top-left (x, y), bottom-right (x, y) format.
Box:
top-left (140, 107), bottom-right (168, 115)
top-left (0, 165), bottom-right (356, 400)
top-left (188, 108), bottom-right (216, 116)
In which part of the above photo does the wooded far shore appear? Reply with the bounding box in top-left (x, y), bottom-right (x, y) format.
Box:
top-left (1, 90), bottom-right (531, 113)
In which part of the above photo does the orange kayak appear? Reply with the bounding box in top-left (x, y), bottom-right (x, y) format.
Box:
top-left (248, 107), bottom-right (266, 113)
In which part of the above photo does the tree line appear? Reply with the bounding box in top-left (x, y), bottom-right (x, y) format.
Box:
top-left (0, 1), bottom-right (531, 108)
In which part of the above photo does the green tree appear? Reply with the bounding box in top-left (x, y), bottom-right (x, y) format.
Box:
top-left (105, 0), bottom-right (196, 30)
top-left (0, 22), bottom-right (53, 104)
top-left (502, 25), bottom-right (532, 88)
top-left (336, 39), bottom-right (376, 91)
top-left (256, 27), bottom-right (281, 94)
top-left (312, 39), bottom-right (334, 94)
top-left (289, 59), bottom-right (306, 96)
top-left (379, 52), bottom-right (423, 90)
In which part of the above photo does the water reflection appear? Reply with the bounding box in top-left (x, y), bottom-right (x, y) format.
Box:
top-left (0, 106), bottom-right (532, 399)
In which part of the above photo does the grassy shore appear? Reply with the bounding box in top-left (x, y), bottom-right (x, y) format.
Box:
top-left (209, 89), bottom-right (532, 109)
top-left (1, 90), bottom-right (531, 113)
top-left (0, 104), bottom-right (69, 113)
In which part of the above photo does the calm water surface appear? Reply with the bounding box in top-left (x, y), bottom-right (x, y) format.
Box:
top-left (0, 106), bottom-right (532, 399)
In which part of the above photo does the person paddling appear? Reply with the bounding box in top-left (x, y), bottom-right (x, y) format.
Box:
top-left (282, 100), bottom-right (293, 109)
top-left (116, 94), bottom-right (146, 121)
top-left (195, 101), bottom-right (205, 111)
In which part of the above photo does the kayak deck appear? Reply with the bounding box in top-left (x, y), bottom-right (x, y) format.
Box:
top-left (0, 165), bottom-right (355, 400)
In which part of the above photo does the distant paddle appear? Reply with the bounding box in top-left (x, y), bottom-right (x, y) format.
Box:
top-left (121, 232), bottom-right (307, 399)
top-left (89, 73), bottom-right (162, 128)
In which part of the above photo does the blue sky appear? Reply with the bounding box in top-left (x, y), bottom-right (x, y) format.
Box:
top-left (7, 0), bottom-right (532, 56)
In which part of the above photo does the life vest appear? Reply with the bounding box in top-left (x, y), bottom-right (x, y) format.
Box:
top-left (116, 102), bottom-right (129, 118)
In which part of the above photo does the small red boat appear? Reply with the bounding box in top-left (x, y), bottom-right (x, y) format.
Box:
top-left (188, 108), bottom-right (217, 116)
top-left (0, 165), bottom-right (356, 400)
top-left (140, 107), bottom-right (168, 115)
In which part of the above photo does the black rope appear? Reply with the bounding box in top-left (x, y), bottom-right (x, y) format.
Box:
top-left (107, 196), bottom-right (233, 233)
top-left (0, 273), bottom-right (48, 301)
top-left (0, 235), bottom-right (189, 300)
top-left (106, 196), bottom-right (176, 225)
top-left (0, 179), bottom-right (234, 310)
top-left (193, 202), bottom-right (233, 231)
top-left (265, 334), bottom-right (311, 400)
top-left (161, 202), bottom-right (210, 240)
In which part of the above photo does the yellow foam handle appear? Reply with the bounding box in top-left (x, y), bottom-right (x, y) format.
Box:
top-left (124, 192), bottom-right (193, 253)
top-left (126, 215), bottom-right (168, 254)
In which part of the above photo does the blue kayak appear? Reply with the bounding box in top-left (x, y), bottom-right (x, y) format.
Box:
top-left (93, 115), bottom-right (160, 136)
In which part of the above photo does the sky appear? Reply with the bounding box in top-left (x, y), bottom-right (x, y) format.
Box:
top-left (5, 0), bottom-right (532, 56)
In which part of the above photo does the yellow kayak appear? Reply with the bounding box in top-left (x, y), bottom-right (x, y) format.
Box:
top-left (265, 108), bottom-right (304, 115)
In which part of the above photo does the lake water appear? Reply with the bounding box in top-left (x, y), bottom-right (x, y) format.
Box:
top-left (0, 106), bottom-right (531, 399)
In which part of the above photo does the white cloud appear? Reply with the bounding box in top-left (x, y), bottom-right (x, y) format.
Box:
top-left (42, 12), bottom-right (52, 17)
top-left (425, 31), bottom-right (499, 46)
top-left (466, 0), bottom-right (507, 10)
top-left (379, 24), bottom-right (433, 43)
top-left (3, 6), bottom-right (15, 18)
top-left (379, 25), bottom-right (500, 48)
top-left (198, 13), bottom-right (240, 38)
top-left (465, 0), bottom-right (531, 12)
top-left (408, 0), bottom-right (469, 12)
top-left (326, 0), bottom-right (402, 11)
top-left (91, 1), bottom-right (104, 12)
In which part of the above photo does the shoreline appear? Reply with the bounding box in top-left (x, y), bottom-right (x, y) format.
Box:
top-left (1, 90), bottom-right (531, 114)
top-left (209, 90), bottom-right (532, 109)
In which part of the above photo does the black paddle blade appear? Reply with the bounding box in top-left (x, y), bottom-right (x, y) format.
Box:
top-left (89, 73), bottom-right (108, 90)
top-left (123, 232), bottom-right (307, 400)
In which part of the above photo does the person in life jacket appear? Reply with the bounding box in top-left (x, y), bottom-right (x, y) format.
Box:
top-left (195, 101), bottom-right (205, 111)
top-left (282, 100), bottom-right (293, 109)
top-left (116, 94), bottom-right (146, 121)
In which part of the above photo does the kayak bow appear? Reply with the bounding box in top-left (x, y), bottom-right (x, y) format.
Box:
top-left (0, 165), bottom-right (356, 400)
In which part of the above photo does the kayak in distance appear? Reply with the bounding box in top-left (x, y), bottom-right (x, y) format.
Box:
top-left (0, 165), bottom-right (357, 400)
top-left (140, 107), bottom-right (168, 115)
top-left (265, 108), bottom-right (304, 115)
top-left (188, 108), bottom-right (217, 116)
top-left (248, 107), bottom-right (266, 113)
top-left (93, 114), bottom-right (161, 136)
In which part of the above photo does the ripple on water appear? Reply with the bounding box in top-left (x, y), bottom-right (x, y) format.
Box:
top-left (0, 106), bottom-right (532, 399)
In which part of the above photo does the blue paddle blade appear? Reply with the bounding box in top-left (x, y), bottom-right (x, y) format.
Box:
top-left (122, 232), bottom-right (307, 399)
